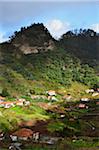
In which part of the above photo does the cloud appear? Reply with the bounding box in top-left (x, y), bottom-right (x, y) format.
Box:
top-left (90, 23), bottom-right (99, 33)
top-left (45, 19), bottom-right (71, 39)
top-left (0, 32), bottom-right (9, 43)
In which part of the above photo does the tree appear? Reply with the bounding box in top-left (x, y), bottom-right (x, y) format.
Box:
top-left (1, 88), bottom-right (10, 97)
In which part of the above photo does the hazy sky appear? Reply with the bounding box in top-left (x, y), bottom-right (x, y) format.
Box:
top-left (0, 0), bottom-right (99, 42)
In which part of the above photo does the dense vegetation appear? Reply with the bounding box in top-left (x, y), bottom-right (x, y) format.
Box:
top-left (0, 24), bottom-right (98, 96)
top-left (0, 23), bottom-right (99, 149)
top-left (0, 46), bottom-right (98, 96)
top-left (59, 29), bottom-right (99, 70)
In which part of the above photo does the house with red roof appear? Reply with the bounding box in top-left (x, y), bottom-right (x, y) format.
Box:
top-left (0, 101), bottom-right (15, 108)
top-left (11, 128), bottom-right (33, 141)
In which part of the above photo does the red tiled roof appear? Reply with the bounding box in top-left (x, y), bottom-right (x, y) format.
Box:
top-left (0, 101), bottom-right (14, 105)
top-left (78, 103), bottom-right (86, 108)
top-left (12, 128), bottom-right (33, 137)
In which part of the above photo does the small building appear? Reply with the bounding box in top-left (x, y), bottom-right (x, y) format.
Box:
top-left (60, 114), bottom-right (65, 118)
top-left (92, 92), bottom-right (99, 97)
top-left (18, 98), bottom-right (26, 102)
top-left (32, 132), bottom-right (40, 142)
top-left (46, 90), bottom-right (56, 96)
top-left (51, 96), bottom-right (58, 101)
top-left (85, 89), bottom-right (94, 94)
top-left (11, 128), bottom-right (33, 141)
top-left (78, 103), bottom-right (88, 109)
top-left (24, 101), bottom-right (30, 106)
top-left (0, 102), bottom-right (15, 108)
top-left (80, 98), bottom-right (89, 102)
top-left (15, 101), bottom-right (24, 106)
top-left (10, 135), bottom-right (18, 142)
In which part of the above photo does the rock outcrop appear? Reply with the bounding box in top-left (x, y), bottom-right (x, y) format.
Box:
top-left (10, 23), bottom-right (55, 54)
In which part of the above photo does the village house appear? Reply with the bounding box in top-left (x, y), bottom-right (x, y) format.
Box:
top-left (0, 97), bottom-right (31, 108)
top-left (10, 135), bottom-right (18, 142)
top-left (80, 98), bottom-right (90, 102)
top-left (46, 90), bottom-right (56, 101)
top-left (78, 103), bottom-right (88, 109)
top-left (46, 90), bottom-right (56, 96)
top-left (51, 96), bottom-right (58, 101)
top-left (24, 101), bottom-right (30, 106)
top-left (32, 132), bottom-right (40, 142)
top-left (92, 92), bottom-right (99, 97)
top-left (0, 101), bottom-right (15, 108)
top-left (17, 98), bottom-right (30, 106)
top-left (15, 101), bottom-right (24, 106)
top-left (85, 89), bottom-right (94, 94)
top-left (18, 98), bottom-right (26, 103)
top-left (60, 114), bottom-right (65, 118)
top-left (10, 128), bottom-right (33, 141)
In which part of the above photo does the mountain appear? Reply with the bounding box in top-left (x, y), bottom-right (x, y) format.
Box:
top-left (0, 23), bottom-right (98, 96)
top-left (10, 23), bottom-right (55, 54)
top-left (59, 29), bottom-right (99, 70)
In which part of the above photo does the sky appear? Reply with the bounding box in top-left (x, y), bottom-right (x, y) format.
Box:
top-left (0, 0), bottom-right (99, 42)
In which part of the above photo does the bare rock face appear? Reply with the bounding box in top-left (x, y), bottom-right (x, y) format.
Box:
top-left (11, 23), bottom-right (55, 54)
top-left (19, 44), bottom-right (39, 54)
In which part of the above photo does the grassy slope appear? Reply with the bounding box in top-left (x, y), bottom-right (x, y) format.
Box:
top-left (0, 47), bottom-right (98, 97)
top-left (0, 45), bottom-right (99, 149)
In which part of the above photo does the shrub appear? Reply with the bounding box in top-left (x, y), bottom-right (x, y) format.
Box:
top-left (1, 88), bottom-right (10, 97)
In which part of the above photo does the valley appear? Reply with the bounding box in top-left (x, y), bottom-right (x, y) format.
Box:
top-left (0, 23), bottom-right (99, 150)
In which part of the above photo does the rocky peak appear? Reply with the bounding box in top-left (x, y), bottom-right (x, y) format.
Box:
top-left (10, 23), bottom-right (55, 54)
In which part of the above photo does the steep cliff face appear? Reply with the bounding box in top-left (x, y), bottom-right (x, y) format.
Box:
top-left (10, 23), bottom-right (55, 54)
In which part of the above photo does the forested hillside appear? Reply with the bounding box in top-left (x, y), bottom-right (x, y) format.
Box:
top-left (59, 29), bottom-right (99, 70)
top-left (0, 23), bottom-right (99, 150)
top-left (0, 23), bottom-right (99, 96)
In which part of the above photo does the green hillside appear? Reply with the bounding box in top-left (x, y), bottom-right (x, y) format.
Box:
top-left (0, 46), bottom-right (98, 97)
top-left (0, 24), bottom-right (99, 150)
top-left (0, 24), bottom-right (99, 96)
